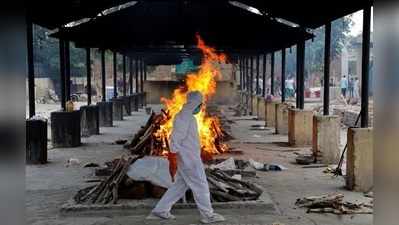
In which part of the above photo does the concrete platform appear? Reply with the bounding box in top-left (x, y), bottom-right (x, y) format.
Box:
top-left (80, 105), bottom-right (100, 137)
top-left (288, 108), bottom-right (313, 146)
top-left (60, 188), bottom-right (275, 217)
top-left (50, 110), bottom-right (81, 148)
top-left (275, 102), bottom-right (292, 134)
top-left (130, 94), bottom-right (139, 112)
top-left (265, 101), bottom-right (277, 127)
top-left (121, 96), bottom-right (132, 116)
top-left (346, 127), bottom-right (373, 192)
top-left (111, 98), bottom-right (124, 121)
top-left (97, 101), bottom-right (113, 127)
top-left (26, 119), bottom-right (48, 164)
top-left (312, 115), bottom-right (340, 164)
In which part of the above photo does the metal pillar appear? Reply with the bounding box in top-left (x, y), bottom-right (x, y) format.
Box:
top-left (263, 54), bottom-right (266, 97)
top-left (250, 56), bottom-right (254, 96)
top-left (27, 20), bottom-right (35, 117)
top-left (361, 6), bottom-right (371, 128)
top-left (101, 49), bottom-right (106, 101)
top-left (239, 56), bottom-right (243, 90)
top-left (113, 52), bottom-right (117, 98)
top-left (59, 40), bottom-right (66, 110)
top-left (296, 40), bottom-right (305, 109)
top-left (135, 59), bottom-right (139, 93)
top-left (86, 48), bottom-right (92, 105)
top-left (281, 49), bottom-right (286, 102)
top-left (256, 55), bottom-right (260, 95)
top-left (144, 61), bottom-right (147, 81)
top-left (323, 22), bottom-right (332, 115)
top-left (129, 58), bottom-right (133, 95)
top-left (65, 41), bottom-right (71, 101)
top-left (271, 52), bottom-right (275, 96)
top-left (140, 60), bottom-right (144, 93)
top-left (122, 55), bottom-right (126, 96)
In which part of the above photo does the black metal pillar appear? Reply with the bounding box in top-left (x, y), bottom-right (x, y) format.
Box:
top-left (65, 41), bottom-right (71, 101)
top-left (239, 56), bottom-right (243, 90)
top-left (256, 55), bottom-right (260, 95)
top-left (27, 19), bottom-right (35, 117)
top-left (296, 40), bottom-right (305, 109)
top-left (323, 22), bottom-right (332, 115)
top-left (113, 52), bottom-right (117, 98)
top-left (59, 40), bottom-right (66, 110)
top-left (144, 61), bottom-right (147, 81)
top-left (361, 6), bottom-right (371, 128)
top-left (140, 60), bottom-right (144, 93)
top-left (86, 48), bottom-right (92, 105)
top-left (263, 54), bottom-right (267, 97)
top-left (101, 49), bottom-right (106, 101)
top-left (246, 57), bottom-right (250, 93)
top-left (250, 56), bottom-right (254, 96)
top-left (129, 58), bottom-right (133, 95)
top-left (135, 59), bottom-right (139, 93)
top-left (271, 52), bottom-right (275, 96)
top-left (122, 55), bottom-right (126, 96)
top-left (281, 49), bottom-right (286, 102)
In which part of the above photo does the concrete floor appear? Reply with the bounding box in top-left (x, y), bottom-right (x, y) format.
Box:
top-left (26, 104), bottom-right (372, 225)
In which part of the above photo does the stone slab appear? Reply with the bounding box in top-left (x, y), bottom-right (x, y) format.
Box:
top-left (312, 115), bottom-right (340, 164)
top-left (346, 127), bottom-right (373, 192)
top-left (288, 108), bottom-right (313, 146)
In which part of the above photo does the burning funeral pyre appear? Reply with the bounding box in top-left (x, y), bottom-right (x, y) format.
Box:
top-left (73, 35), bottom-right (262, 205)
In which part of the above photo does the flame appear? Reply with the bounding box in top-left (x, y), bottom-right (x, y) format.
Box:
top-left (156, 34), bottom-right (229, 157)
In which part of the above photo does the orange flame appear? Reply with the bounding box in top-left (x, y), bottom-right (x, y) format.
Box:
top-left (156, 34), bottom-right (228, 157)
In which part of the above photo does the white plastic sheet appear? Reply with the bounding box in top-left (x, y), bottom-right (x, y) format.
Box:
top-left (126, 156), bottom-right (173, 188)
top-left (209, 157), bottom-right (236, 170)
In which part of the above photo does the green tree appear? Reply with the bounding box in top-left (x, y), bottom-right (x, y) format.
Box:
top-left (284, 16), bottom-right (353, 78)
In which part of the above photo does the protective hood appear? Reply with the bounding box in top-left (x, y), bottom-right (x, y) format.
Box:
top-left (182, 91), bottom-right (203, 113)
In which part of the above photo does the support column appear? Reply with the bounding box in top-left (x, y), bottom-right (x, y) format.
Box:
top-left (129, 57), bottom-right (133, 95)
top-left (97, 49), bottom-right (113, 127)
top-left (256, 55), bottom-right (260, 95)
top-left (271, 52), bottom-right (275, 96)
top-left (101, 49), bottom-right (106, 101)
top-left (140, 59), bottom-right (144, 93)
top-left (250, 56), bottom-right (254, 115)
top-left (323, 22), bottom-right (331, 115)
top-left (361, 7), bottom-right (371, 128)
top-left (122, 55), bottom-right (126, 96)
top-left (263, 54), bottom-right (267, 97)
top-left (281, 49), bottom-right (286, 102)
top-left (135, 58), bottom-right (139, 93)
top-left (59, 39), bottom-right (66, 110)
top-left (239, 56), bottom-right (243, 91)
top-left (27, 20), bottom-right (35, 118)
top-left (296, 40), bottom-right (305, 109)
top-left (113, 51), bottom-right (117, 98)
top-left (65, 41), bottom-right (71, 101)
top-left (86, 48), bottom-right (92, 105)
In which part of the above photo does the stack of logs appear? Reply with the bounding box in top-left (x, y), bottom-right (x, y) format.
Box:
top-left (74, 155), bottom-right (142, 204)
top-left (206, 168), bottom-right (262, 202)
top-left (125, 111), bottom-right (233, 158)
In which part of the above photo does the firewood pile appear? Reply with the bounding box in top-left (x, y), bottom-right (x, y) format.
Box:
top-left (295, 193), bottom-right (373, 214)
top-left (124, 111), bottom-right (233, 157)
top-left (74, 155), bottom-right (143, 204)
top-left (206, 168), bottom-right (263, 202)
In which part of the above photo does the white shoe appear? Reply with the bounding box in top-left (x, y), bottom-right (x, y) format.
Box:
top-left (200, 213), bottom-right (226, 224)
top-left (146, 211), bottom-right (176, 220)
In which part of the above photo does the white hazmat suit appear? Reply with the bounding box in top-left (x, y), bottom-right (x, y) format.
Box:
top-left (149, 91), bottom-right (225, 224)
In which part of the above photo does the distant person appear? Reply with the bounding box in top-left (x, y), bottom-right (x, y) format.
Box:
top-left (340, 76), bottom-right (348, 98)
top-left (285, 77), bottom-right (295, 98)
top-left (353, 77), bottom-right (360, 99)
top-left (348, 77), bottom-right (354, 98)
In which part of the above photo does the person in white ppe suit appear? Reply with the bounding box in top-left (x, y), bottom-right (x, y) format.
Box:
top-left (147, 91), bottom-right (226, 224)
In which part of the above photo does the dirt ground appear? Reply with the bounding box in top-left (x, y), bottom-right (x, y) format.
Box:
top-left (26, 103), bottom-right (373, 225)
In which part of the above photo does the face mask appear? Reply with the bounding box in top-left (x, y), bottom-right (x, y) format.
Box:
top-left (193, 104), bottom-right (202, 115)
